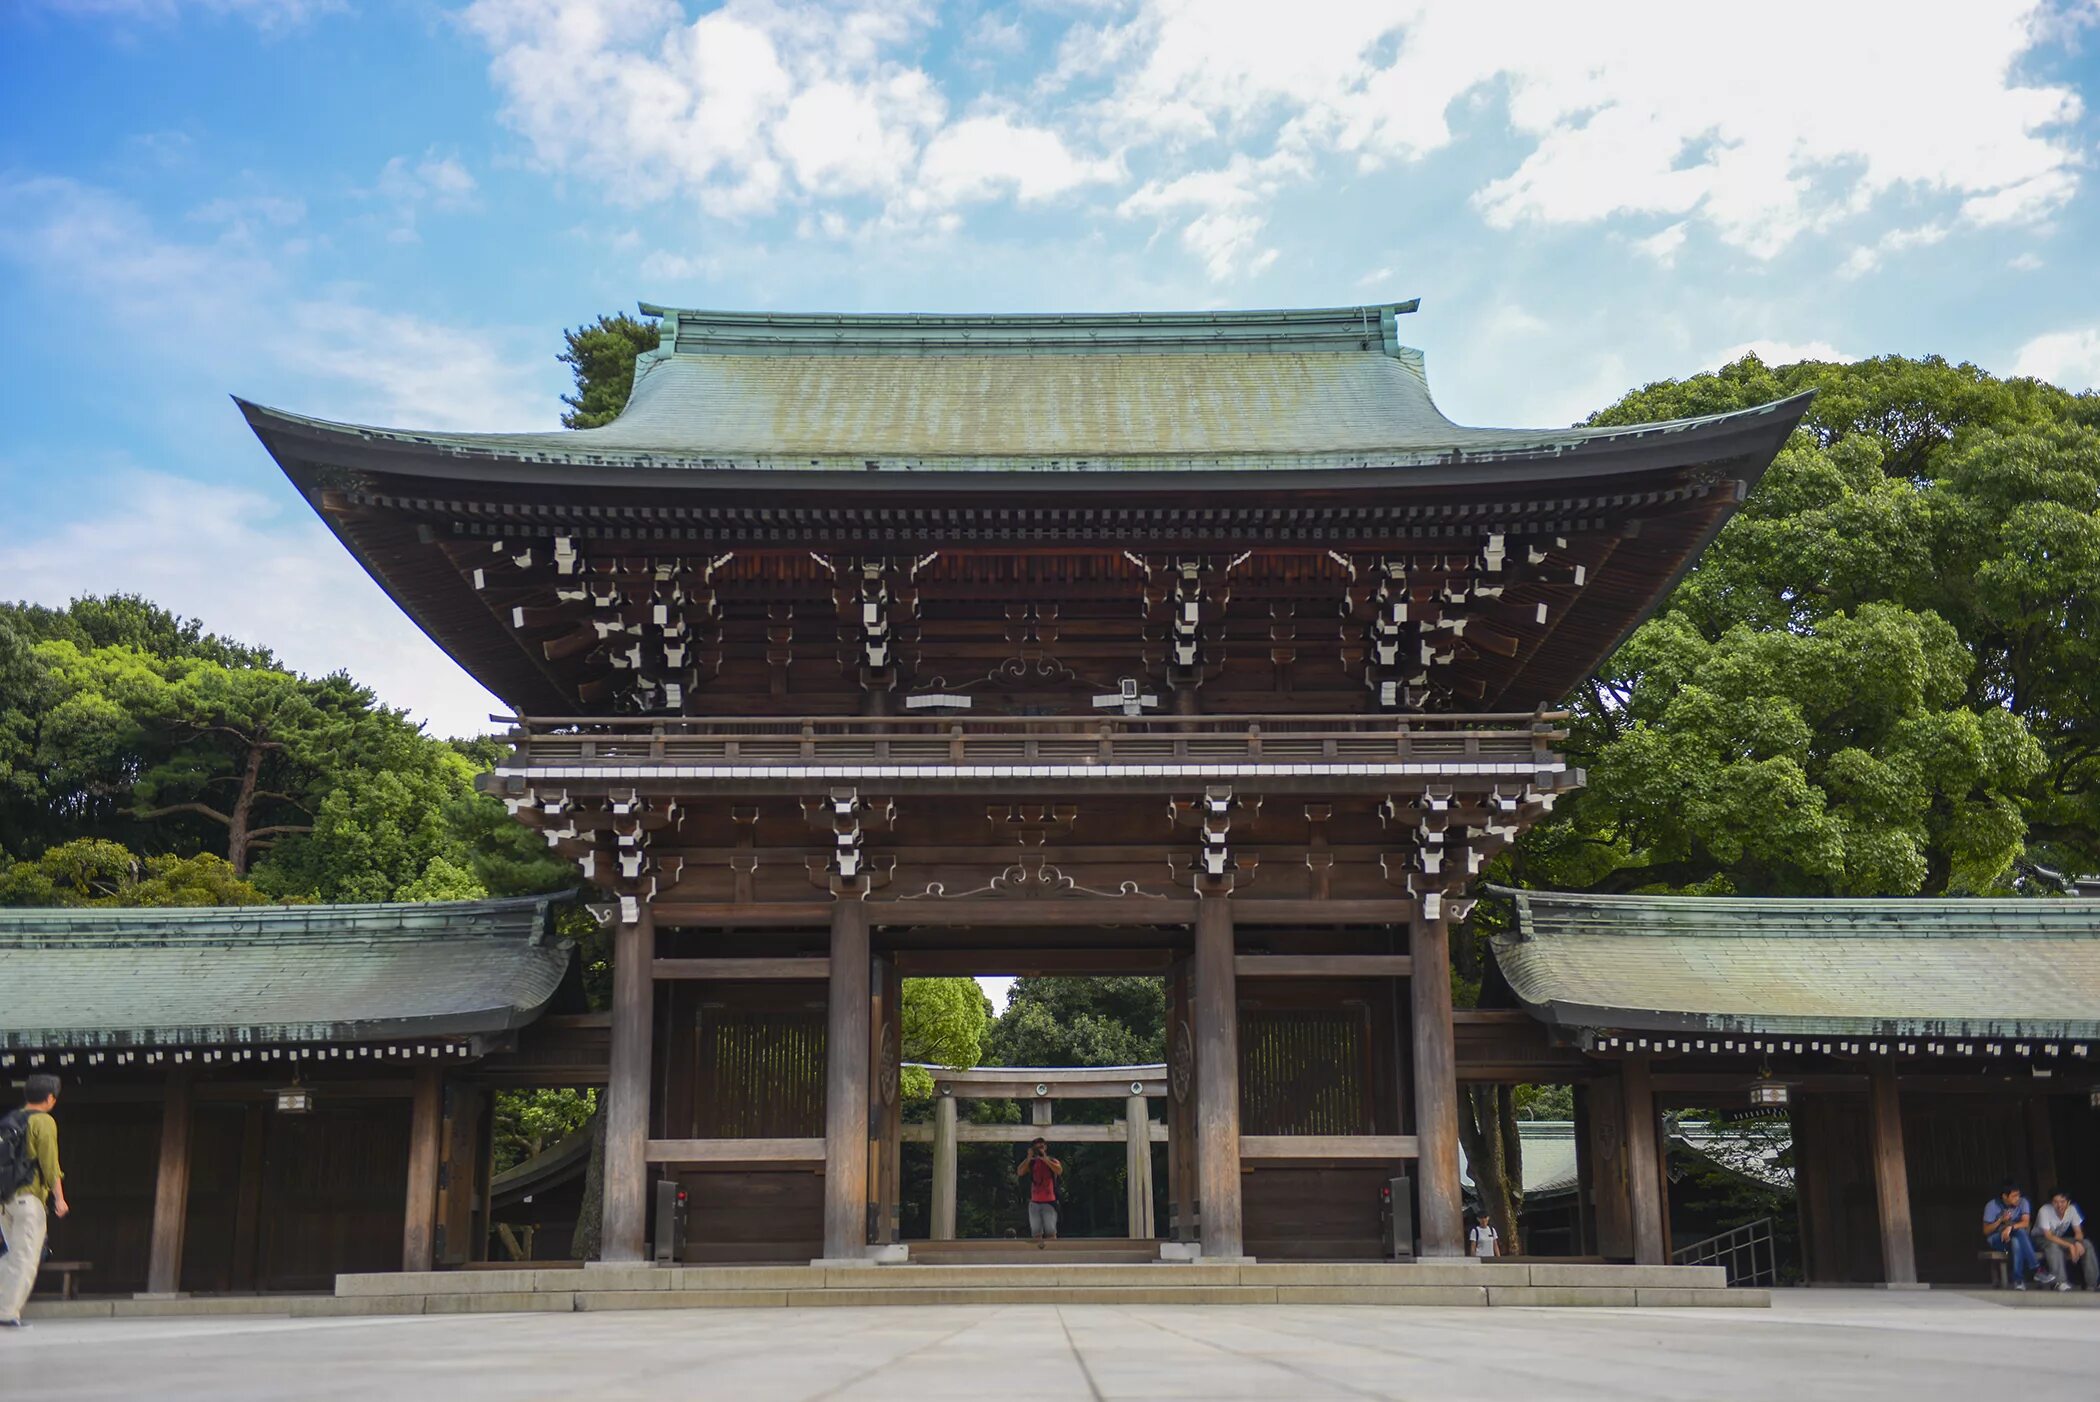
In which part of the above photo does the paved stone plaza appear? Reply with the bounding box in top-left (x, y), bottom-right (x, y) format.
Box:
top-left (7, 1291), bottom-right (2098, 1401)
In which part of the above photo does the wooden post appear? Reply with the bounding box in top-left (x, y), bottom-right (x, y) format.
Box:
top-left (436, 1081), bottom-right (486, 1267)
top-left (1165, 958), bottom-right (1198, 1243)
top-left (1868, 1064), bottom-right (1918, 1286)
top-left (931, 1093), bottom-right (959, 1241)
top-left (601, 903), bottom-right (655, 1263)
top-left (822, 898), bottom-right (872, 1259)
top-left (142, 1067), bottom-right (194, 1296)
top-left (1584, 1075), bottom-right (1632, 1259)
top-left (1570, 1083), bottom-right (1595, 1257)
top-left (1409, 912), bottom-right (1463, 1256)
top-left (1126, 1092), bottom-right (1155, 1239)
top-left (1621, 1055), bottom-right (1665, 1265)
top-left (1192, 893), bottom-right (1244, 1258)
top-left (402, 1063), bottom-right (443, 1272)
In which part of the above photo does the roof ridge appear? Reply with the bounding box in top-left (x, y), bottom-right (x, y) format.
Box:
top-left (634, 301), bottom-right (1423, 361)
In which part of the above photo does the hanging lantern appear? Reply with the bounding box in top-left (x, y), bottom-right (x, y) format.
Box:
top-left (1749, 1069), bottom-right (1789, 1108)
top-left (275, 1082), bottom-right (314, 1114)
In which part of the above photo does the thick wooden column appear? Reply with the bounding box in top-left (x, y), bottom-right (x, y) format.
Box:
top-left (402, 1063), bottom-right (444, 1272)
top-left (1192, 893), bottom-right (1244, 1257)
top-left (142, 1067), bottom-right (194, 1296)
top-left (601, 903), bottom-right (655, 1263)
top-left (1164, 958), bottom-right (1198, 1243)
top-left (1126, 1093), bottom-right (1155, 1239)
top-left (1408, 913), bottom-right (1463, 1256)
top-left (822, 898), bottom-right (872, 1259)
top-left (1621, 1055), bottom-right (1666, 1265)
top-left (930, 1093), bottom-right (959, 1241)
top-left (1868, 1064), bottom-right (1918, 1286)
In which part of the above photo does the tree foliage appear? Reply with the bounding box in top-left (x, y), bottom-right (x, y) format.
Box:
top-left (1502, 353), bottom-right (2100, 900)
top-left (0, 597), bottom-right (577, 906)
top-left (981, 977), bottom-right (1167, 1068)
top-left (558, 313), bottom-right (661, 429)
top-left (899, 977), bottom-right (993, 1099)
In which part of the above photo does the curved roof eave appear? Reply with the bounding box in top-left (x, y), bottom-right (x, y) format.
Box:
top-left (235, 390), bottom-right (1815, 492)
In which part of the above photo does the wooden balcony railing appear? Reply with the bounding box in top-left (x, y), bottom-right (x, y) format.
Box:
top-left (492, 711), bottom-right (1567, 774)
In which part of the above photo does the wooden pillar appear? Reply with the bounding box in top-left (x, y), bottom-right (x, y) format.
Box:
top-left (402, 1063), bottom-right (443, 1272)
top-left (142, 1067), bottom-right (194, 1296)
top-left (868, 958), bottom-right (903, 1246)
top-left (601, 903), bottom-right (655, 1263)
top-left (822, 898), bottom-right (872, 1259)
top-left (1409, 913), bottom-right (1463, 1256)
top-left (1192, 893), bottom-right (1244, 1257)
top-left (1165, 958), bottom-right (1198, 1243)
top-left (1570, 1083), bottom-right (1595, 1256)
top-left (436, 1082), bottom-right (486, 1267)
top-left (1868, 1064), bottom-right (1918, 1286)
top-left (1621, 1055), bottom-right (1665, 1265)
top-left (1126, 1093), bottom-right (1155, 1240)
top-left (930, 1093), bottom-right (959, 1241)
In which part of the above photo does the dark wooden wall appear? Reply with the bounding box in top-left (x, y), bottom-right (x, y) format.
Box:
top-left (659, 980), bottom-right (829, 1262)
top-left (30, 1103), bottom-right (159, 1296)
top-left (1237, 976), bottom-right (1405, 1259)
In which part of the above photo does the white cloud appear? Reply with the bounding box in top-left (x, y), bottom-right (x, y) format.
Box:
top-left (0, 468), bottom-right (504, 738)
top-left (2012, 327), bottom-right (2100, 390)
top-left (0, 176), bottom-right (559, 733)
top-left (460, 0), bottom-right (2087, 281)
top-left (1840, 222), bottom-right (1949, 278)
top-left (0, 175), bottom-right (554, 431)
top-left (1714, 339), bottom-right (1855, 367)
top-left (2009, 251), bottom-right (2045, 271)
top-left (1635, 222), bottom-right (1688, 266)
top-left (371, 150), bottom-right (481, 243)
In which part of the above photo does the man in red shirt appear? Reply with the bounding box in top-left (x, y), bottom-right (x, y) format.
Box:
top-left (1016, 1137), bottom-right (1063, 1244)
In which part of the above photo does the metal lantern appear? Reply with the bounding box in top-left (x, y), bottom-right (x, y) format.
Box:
top-left (274, 1085), bottom-right (314, 1114)
top-left (2089, 1088), bottom-right (2100, 1110)
top-left (1749, 1077), bottom-right (1789, 1109)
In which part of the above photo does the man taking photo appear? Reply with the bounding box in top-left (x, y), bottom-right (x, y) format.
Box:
top-left (1015, 1137), bottom-right (1063, 1246)
top-left (1, 1073), bottom-right (68, 1328)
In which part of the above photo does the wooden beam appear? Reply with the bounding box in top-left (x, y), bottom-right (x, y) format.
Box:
top-left (1193, 893), bottom-right (1244, 1258)
top-left (402, 1063), bottom-right (443, 1272)
top-left (142, 1068), bottom-right (194, 1296)
top-left (822, 899), bottom-right (872, 1259)
top-left (1621, 1055), bottom-right (1666, 1266)
top-left (930, 1094), bottom-right (958, 1241)
top-left (1127, 1094), bottom-right (1156, 1240)
top-left (1240, 1134), bottom-right (1419, 1160)
top-left (648, 896), bottom-right (1422, 929)
top-left (600, 904), bottom-right (655, 1263)
top-left (1234, 954), bottom-right (1413, 978)
top-left (1868, 1064), bottom-right (1918, 1286)
top-left (901, 1121), bottom-right (1170, 1144)
top-left (646, 1138), bottom-right (825, 1164)
top-left (929, 1080), bottom-right (1166, 1100)
top-left (1410, 913), bottom-right (1464, 1257)
top-left (652, 957), bottom-right (829, 980)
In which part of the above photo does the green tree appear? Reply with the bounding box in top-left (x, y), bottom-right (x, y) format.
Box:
top-left (982, 977), bottom-right (1166, 1068)
top-left (899, 978), bottom-right (993, 1098)
top-left (0, 838), bottom-right (269, 907)
top-left (491, 1088), bottom-right (598, 1174)
top-left (558, 312), bottom-right (661, 428)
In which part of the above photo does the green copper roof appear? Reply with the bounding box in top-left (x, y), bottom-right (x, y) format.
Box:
top-left (1491, 888), bottom-right (2100, 1041)
top-left (237, 301), bottom-right (1814, 473)
top-left (0, 895), bottom-right (572, 1050)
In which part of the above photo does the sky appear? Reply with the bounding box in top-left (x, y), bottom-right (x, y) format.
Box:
top-left (4, 0), bottom-right (2100, 745)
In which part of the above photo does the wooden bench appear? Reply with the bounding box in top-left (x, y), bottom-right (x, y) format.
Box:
top-left (1980, 1249), bottom-right (2010, 1288)
top-left (40, 1260), bottom-right (91, 1301)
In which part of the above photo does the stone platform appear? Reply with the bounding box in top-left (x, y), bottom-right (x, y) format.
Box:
top-left (22, 1261), bottom-right (1757, 1319)
top-left (306, 1260), bottom-right (1755, 1315)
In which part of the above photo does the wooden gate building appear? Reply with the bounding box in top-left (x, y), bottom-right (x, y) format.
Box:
top-left (242, 302), bottom-right (1809, 1264)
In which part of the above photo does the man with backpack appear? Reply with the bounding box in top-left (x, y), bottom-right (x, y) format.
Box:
top-left (1, 1073), bottom-right (67, 1328)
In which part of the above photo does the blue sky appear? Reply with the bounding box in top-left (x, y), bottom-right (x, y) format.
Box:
top-left (4, 0), bottom-right (2100, 741)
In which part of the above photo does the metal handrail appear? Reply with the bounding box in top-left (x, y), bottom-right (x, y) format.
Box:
top-left (1672, 1216), bottom-right (1778, 1287)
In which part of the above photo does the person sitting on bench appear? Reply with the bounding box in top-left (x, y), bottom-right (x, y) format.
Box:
top-left (1983, 1179), bottom-right (2046, 1289)
top-left (2036, 1189), bottom-right (2097, 1293)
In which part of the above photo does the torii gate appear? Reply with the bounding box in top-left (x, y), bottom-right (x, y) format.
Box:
top-left (900, 1064), bottom-right (1169, 1240)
